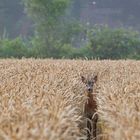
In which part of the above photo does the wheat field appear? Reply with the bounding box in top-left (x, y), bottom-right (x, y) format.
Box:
top-left (0, 59), bottom-right (140, 140)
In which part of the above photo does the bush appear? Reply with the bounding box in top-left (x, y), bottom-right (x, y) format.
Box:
top-left (0, 37), bottom-right (29, 58)
top-left (87, 25), bottom-right (140, 59)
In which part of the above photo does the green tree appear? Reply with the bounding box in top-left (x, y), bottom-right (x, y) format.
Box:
top-left (23, 0), bottom-right (72, 57)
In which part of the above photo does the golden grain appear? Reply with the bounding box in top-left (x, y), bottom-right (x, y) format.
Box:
top-left (0, 59), bottom-right (139, 140)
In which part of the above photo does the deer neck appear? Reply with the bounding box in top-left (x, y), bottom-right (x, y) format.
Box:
top-left (86, 92), bottom-right (97, 107)
top-left (87, 92), bottom-right (93, 97)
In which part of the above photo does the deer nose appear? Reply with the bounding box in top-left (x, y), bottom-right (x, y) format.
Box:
top-left (88, 88), bottom-right (92, 92)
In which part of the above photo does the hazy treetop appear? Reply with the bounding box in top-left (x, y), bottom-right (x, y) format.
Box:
top-left (0, 0), bottom-right (140, 38)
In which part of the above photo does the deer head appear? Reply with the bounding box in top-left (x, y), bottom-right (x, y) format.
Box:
top-left (81, 75), bottom-right (97, 94)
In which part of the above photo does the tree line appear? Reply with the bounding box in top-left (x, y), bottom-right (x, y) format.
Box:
top-left (0, 0), bottom-right (139, 59)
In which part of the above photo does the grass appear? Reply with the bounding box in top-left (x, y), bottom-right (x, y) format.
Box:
top-left (0, 59), bottom-right (139, 140)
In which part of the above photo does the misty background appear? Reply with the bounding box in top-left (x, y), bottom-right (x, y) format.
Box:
top-left (0, 0), bottom-right (140, 59)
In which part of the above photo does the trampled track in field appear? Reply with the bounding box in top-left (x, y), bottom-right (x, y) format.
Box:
top-left (0, 59), bottom-right (140, 140)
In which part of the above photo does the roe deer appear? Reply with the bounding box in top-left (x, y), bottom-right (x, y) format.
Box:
top-left (81, 75), bottom-right (98, 140)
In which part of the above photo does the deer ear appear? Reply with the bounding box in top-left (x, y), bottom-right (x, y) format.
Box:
top-left (81, 76), bottom-right (86, 83)
top-left (94, 75), bottom-right (98, 82)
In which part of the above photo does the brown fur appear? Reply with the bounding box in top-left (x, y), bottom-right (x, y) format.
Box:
top-left (82, 76), bottom-right (98, 140)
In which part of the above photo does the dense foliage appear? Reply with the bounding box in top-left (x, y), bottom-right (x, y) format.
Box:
top-left (87, 26), bottom-right (140, 59)
top-left (0, 26), bottom-right (140, 59)
top-left (0, 38), bottom-right (28, 58)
